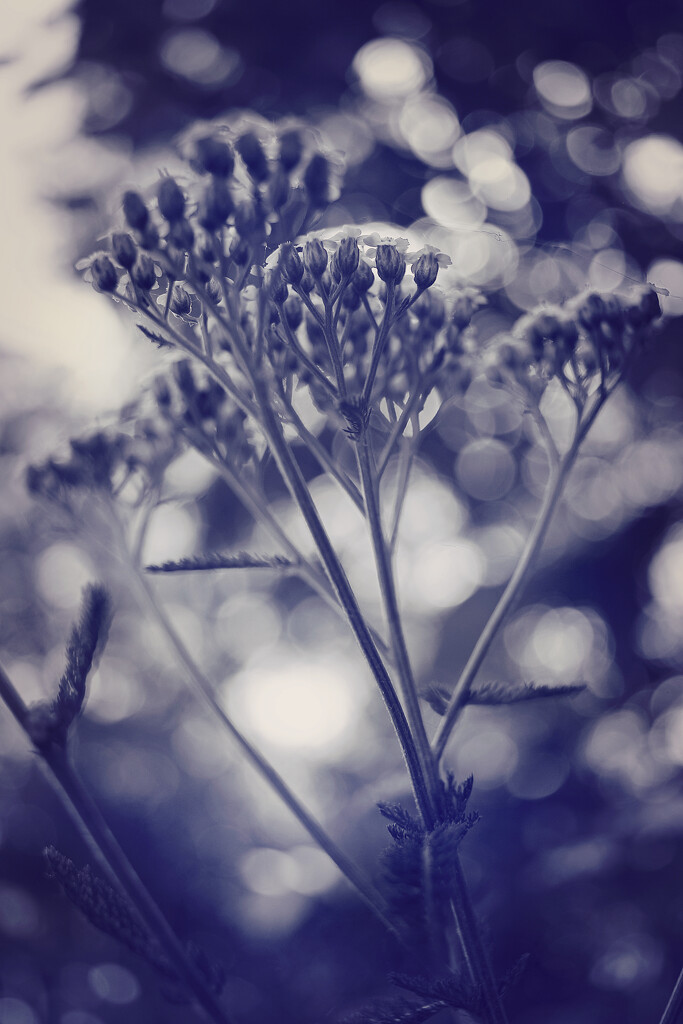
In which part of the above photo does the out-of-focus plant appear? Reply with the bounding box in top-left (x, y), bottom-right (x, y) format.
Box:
top-left (0, 116), bottom-right (674, 1024)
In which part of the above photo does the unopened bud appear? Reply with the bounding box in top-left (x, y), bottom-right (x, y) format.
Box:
top-left (236, 132), bottom-right (269, 182)
top-left (279, 243), bottom-right (304, 284)
top-left (132, 254), bottom-right (156, 291)
top-left (267, 270), bottom-right (288, 305)
top-left (303, 239), bottom-right (328, 278)
top-left (303, 154), bottom-right (330, 206)
top-left (168, 219), bottom-right (194, 252)
top-left (112, 232), bottom-right (137, 270)
top-left (375, 244), bottom-right (405, 284)
top-left (268, 169), bottom-right (290, 210)
top-left (230, 238), bottom-right (250, 266)
top-left (278, 130), bottom-right (303, 171)
top-left (194, 136), bottom-right (234, 177)
top-left (122, 190), bottom-right (149, 230)
top-left (283, 295), bottom-right (303, 330)
top-left (173, 359), bottom-right (195, 397)
top-left (337, 237), bottom-right (360, 277)
top-left (91, 256), bottom-right (118, 292)
top-left (170, 286), bottom-right (192, 316)
top-left (198, 179), bottom-right (234, 231)
top-left (352, 261), bottom-right (374, 294)
top-left (157, 177), bottom-right (186, 223)
top-left (413, 251), bottom-right (439, 291)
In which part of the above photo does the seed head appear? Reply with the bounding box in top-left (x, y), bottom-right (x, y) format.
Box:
top-left (157, 177), bottom-right (186, 223)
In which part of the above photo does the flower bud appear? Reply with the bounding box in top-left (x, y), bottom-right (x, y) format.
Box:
top-left (139, 222), bottom-right (159, 251)
top-left (173, 359), bottom-right (195, 398)
top-left (91, 256), bottom-right (118, 292)
top-left (197, 179), bottom-right (234, 230)
top-left (278, 130), bottom-right (303, 171)
top-left (413, 251), bottom-right (439, 291)
top-left (157, 177), bottom-right (186, 223)
top-left (303, 154), bottom-right (330, 206)
top-left (122, 190), bottom-right (149, 230)
top-left (352, 261), bottom-right (374, 294)
top-left (153, 376), bottom-right (172, 409)
top-left (303, 239), bottom-right (328, 278)
top-left (194, 136), bottom-right (234, 177)
top-left (337, 237), bottom-right (360, 277)
top-left (268, 169), bottom-right (290, 210)
top-left (342, 286), bottom-right (361, 311)
top-left (229, 238), bottom-right (250, 266)
top-left (279, 242), bottom-right (304, 284)
top-left (132, 254), bottom-right (156, 291)
top-left (170, 286), bottom-right (192, 316)
top-left (205, 279), bottom-right (222, 304)
top-left (375, 244), bottom-right (405, 284)
top-left (267, 270), bottom-right (288, 305)
top-left (236, 132), bottom-right (270, 182)
top-left (112, 232), bottom-right (137, 270)
top-left (234, 200), bottom-right (262, 239)
top-left (283, 295), bottom-right (303, 330)
top-left (168, 219), bottom-right (194, 252)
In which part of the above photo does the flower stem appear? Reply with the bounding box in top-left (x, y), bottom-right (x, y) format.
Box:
top-left (658, 966), bottom-right (683, 1024)
top-left (432, 387), bottom-right (609, 763)
top-left (0, 663), bottom-right (235, 1024)
top-left (251, 370), bottom-right (434, 825)
top-left (133, 570), bottom-right (398, 936)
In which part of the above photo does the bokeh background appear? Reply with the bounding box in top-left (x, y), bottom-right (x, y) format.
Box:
top-left (1, 1), bottom-right (683, 1022)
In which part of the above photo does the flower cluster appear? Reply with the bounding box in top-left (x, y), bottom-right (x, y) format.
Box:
top-left (80, 122), bottom-right (487, 458)
top-left (482, 287), bottom-right (662, 406)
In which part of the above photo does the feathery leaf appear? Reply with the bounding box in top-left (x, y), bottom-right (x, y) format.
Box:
top-left (146, 551), bottom-right (297, 573)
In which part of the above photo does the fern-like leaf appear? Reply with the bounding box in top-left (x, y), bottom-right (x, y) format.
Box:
top-left (146, 551), bottom-right (297, 573)
top-left (26, 584), bottom-right (112, 750)
top-left (469, 680), bottom-right (585, 705)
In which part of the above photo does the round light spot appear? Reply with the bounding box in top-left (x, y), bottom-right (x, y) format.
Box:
top-left (352, 38), bottom-right (431, 100)
top-left (159, 29), bottom-right (242, 87)
top-left (647, 259), bottom-right (683, 316)
top-left (622, 135), bottom-right (683, 216)
top-left (398, 95), bottom-right (460, 162)
top-left (410, 538), bottom-right (484, 609)
top-left (456, 438), bottom-right (516, 500)
top-left (88, 964), bottom-right (140, 1004)
top-left (140, 502), bottom-right (198, 565)
top-left (228, 656), bottom-right (361, 753)
top-left (421, 176), bottom-right (486, 230)
top-left (566, 125), bottom-right (621, 176)
top-left (533, 60), bottom-right (592, 118)
top-left (36, 542), bottom-right (96, 609)
top-left (0, 1000), bottom-right (38, 1024)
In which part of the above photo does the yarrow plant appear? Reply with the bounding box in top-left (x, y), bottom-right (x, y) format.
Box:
top-left (1, 116), bottom-right (677, 1024)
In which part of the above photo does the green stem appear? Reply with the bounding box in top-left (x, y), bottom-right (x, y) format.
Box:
top-left (0, 664), bottom-right (234, 1024)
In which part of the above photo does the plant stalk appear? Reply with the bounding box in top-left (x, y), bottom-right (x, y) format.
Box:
top-left (0, 663), bottom-right (235, 1024)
